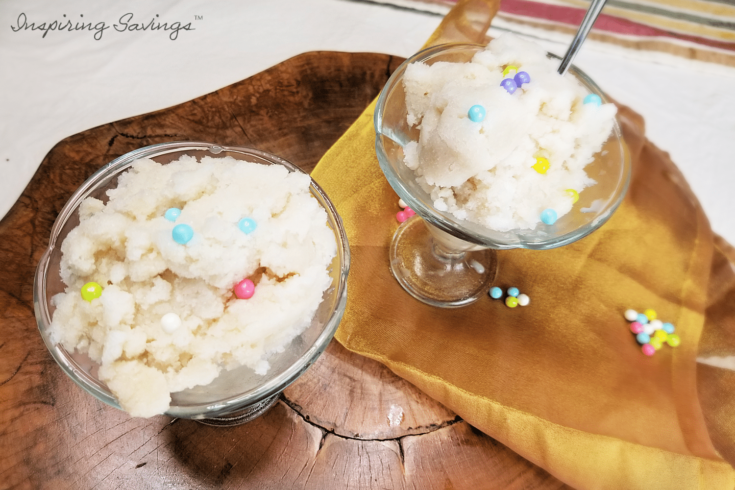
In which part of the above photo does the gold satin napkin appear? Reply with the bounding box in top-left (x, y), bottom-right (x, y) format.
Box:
top-left (312, 1), bottom-right (735, 487)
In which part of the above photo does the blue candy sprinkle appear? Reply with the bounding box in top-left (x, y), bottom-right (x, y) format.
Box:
top-left (500, 78), bottom-right (518, 94)
top-left (662, 322), bottom-right (675, 334)
top-left (636, 313), bottom-right (649, 325)
top-left (238, 217), bottom-right (257, 234)
top-left (164, 208), bottom-right (181, 222)
top-left (583, 94), bottom-right (602, 107)
top-left (172, 224), bottom-right (194, 244)
top-left (489, 287), bottom-right (503, 299)
top-left (636, 332), bottom-right (651, 345)
top-left (514, 71), bottom-right (531, 87)
top-left (468, 105), bottom-right (486, 123)
top-left (541, 209), bottom-right (557, 225)
top-left (507, 287), bottom-right (519, 298)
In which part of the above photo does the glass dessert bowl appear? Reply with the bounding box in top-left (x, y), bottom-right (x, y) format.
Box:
top-left (375, 43), bottom-right (630, 308)
top-left (34, 142), bottom-right (350, 425)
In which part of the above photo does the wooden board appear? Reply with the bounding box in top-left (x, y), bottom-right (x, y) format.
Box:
top-left (0, 51), bottom-right (569, 489)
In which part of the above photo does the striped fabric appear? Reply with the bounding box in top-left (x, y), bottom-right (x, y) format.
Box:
top-left (366, 0), bottom-right (735, 68)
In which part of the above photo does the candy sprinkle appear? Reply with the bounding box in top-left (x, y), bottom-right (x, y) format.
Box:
top-left (666, 334), bottom-right (681, 347)
top-left (644, 309), bottom-right (657, 320)
top-left (172, 224), bottom-right (194, 244)
top-left (507, 287), bottom-right (520, 298)
top-left (468, 105), bottom-right (486, 122)
top-left (517, 294), bottom-right (530, 306)
top-left (161, 313), bottom-right (182, 334)
top-left (489, 287), bottom-right (503, 299)
top-left (532, 157), bottom-right (550, 174)
top-left (500, 78), bottom-right (518, 94)
top-left (541, 209), bottom-right (557, 225)
top-left (566, 189), bottom-right (579, 204)
top-left (624, 309), bottom-right (638, 322)
top-left (502, 65), bottom-right (519, 77)
top-left (583, 94), bottom-right (602, 106)
top-left (234, 278), bottom-right (255, 299)
top-left (238, 217), bottom-right (257, 234)
top-left (642, 344), bottom-right (655, 356)
top-left (514, 71), bottom-right (531, 87)
top-left (81, 282), bottom-right (103, 302)
top-left (164, 208), bottom-right (181, 222)
top-left (505, 296), bottom-right (519, 308)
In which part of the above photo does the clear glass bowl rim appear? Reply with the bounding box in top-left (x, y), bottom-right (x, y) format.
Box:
top-left (33, 141), bottom-right (350, 418)
top-left (374, 43), bottom-right (631, 250)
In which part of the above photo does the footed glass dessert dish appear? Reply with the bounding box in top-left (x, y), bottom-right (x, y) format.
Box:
top-left (34, 142), bottom-right (350, 425)
top-left (374, 44), bottom-right (630, 308)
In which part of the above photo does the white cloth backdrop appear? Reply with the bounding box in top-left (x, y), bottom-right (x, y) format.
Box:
top-left (1, 0), bottom-right (733, 243)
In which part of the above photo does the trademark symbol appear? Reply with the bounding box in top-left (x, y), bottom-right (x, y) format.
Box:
top-left (195, 15), bottom-right (203, 20)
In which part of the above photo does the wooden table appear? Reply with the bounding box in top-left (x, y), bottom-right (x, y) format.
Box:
top-left (0, 51), bottom-right (569, 489)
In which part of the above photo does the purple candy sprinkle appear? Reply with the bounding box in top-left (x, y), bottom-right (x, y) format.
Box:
top-left (500, 78), bottom-right (518, 94)
top-left (514, 71), bottom-right (531, 87)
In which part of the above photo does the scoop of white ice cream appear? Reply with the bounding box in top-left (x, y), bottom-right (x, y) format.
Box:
top-left (402, 34), bottom-right (616, 231)
top-left (49, 156), bottom-right (337, 417)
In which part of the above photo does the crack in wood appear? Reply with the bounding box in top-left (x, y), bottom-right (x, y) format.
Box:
top-left (316, 427), bottom-right (327, 455)
top-left (110, 125), bottom-right (180, 141)
top-left (0, 351), bottom-right (30, 387)
top-left (156, 417), bottom-right (178, 436)
top-left (216, 92), bottom-right (256, 144)
top-left (280, 394), bottom-right (462, 443)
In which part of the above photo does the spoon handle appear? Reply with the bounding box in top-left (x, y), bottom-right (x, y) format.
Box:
top-left (557, 0), bottom-right (609, 75)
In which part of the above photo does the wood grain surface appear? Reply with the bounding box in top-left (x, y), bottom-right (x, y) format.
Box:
top-left (0, 51), bottom-right (569, 489)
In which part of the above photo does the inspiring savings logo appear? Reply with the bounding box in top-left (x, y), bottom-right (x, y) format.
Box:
top-left (10, 12), bottom-right (197, 40)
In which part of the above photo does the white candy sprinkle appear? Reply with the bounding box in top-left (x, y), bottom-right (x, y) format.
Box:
top-left (650, 319), bottom-right (663, 330)
top-left (398, 199), bottom-right (408, 209)
top-left (161, 313), bottom-right (182, 334)
top-left (469, 260), bottom-right (485, 274)
top-left (517, 294), bottom-right (530, 306)
top-left (624, 309), bottom-right (638, 322)
top-left (643, 323), bottom-right (655, 336)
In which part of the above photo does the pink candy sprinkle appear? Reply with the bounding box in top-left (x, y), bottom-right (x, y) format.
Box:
top-left (404, 207), bottom-right (416, 217)
top-left (234, 278), bottom-right (255, 299)
top-left (630, 322), bottom-right (644, 334)
top-left (641, 344), bottom-right (655, 356)
top-left (396, 211), bottom-right (408, 223)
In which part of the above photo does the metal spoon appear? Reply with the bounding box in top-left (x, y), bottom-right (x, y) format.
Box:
top-left (557, 0), bottom-right (609, 75)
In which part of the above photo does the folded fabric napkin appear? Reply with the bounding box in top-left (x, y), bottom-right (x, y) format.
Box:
top-left (312, 0), bottom-right (735, 487)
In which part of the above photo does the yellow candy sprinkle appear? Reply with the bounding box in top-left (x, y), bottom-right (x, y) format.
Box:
top-left (502, 65), bottom-right (519, 77)
top-left (505, 296), bottom-right (518, 308)
top-left (532, 157), bottom-right (550, 174)
top-left (666, 334), bottom-right (681, 347)
top-left (81, 282), bottom-right (103, 302)
top-left (649, 337), bottom-right (663, 350)
top-left (565, 189), bottom-right (579, 204)
top-left (644, 309), bottom-right (657, 320)
top-left (654, 330), bottom-right (668, 342)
